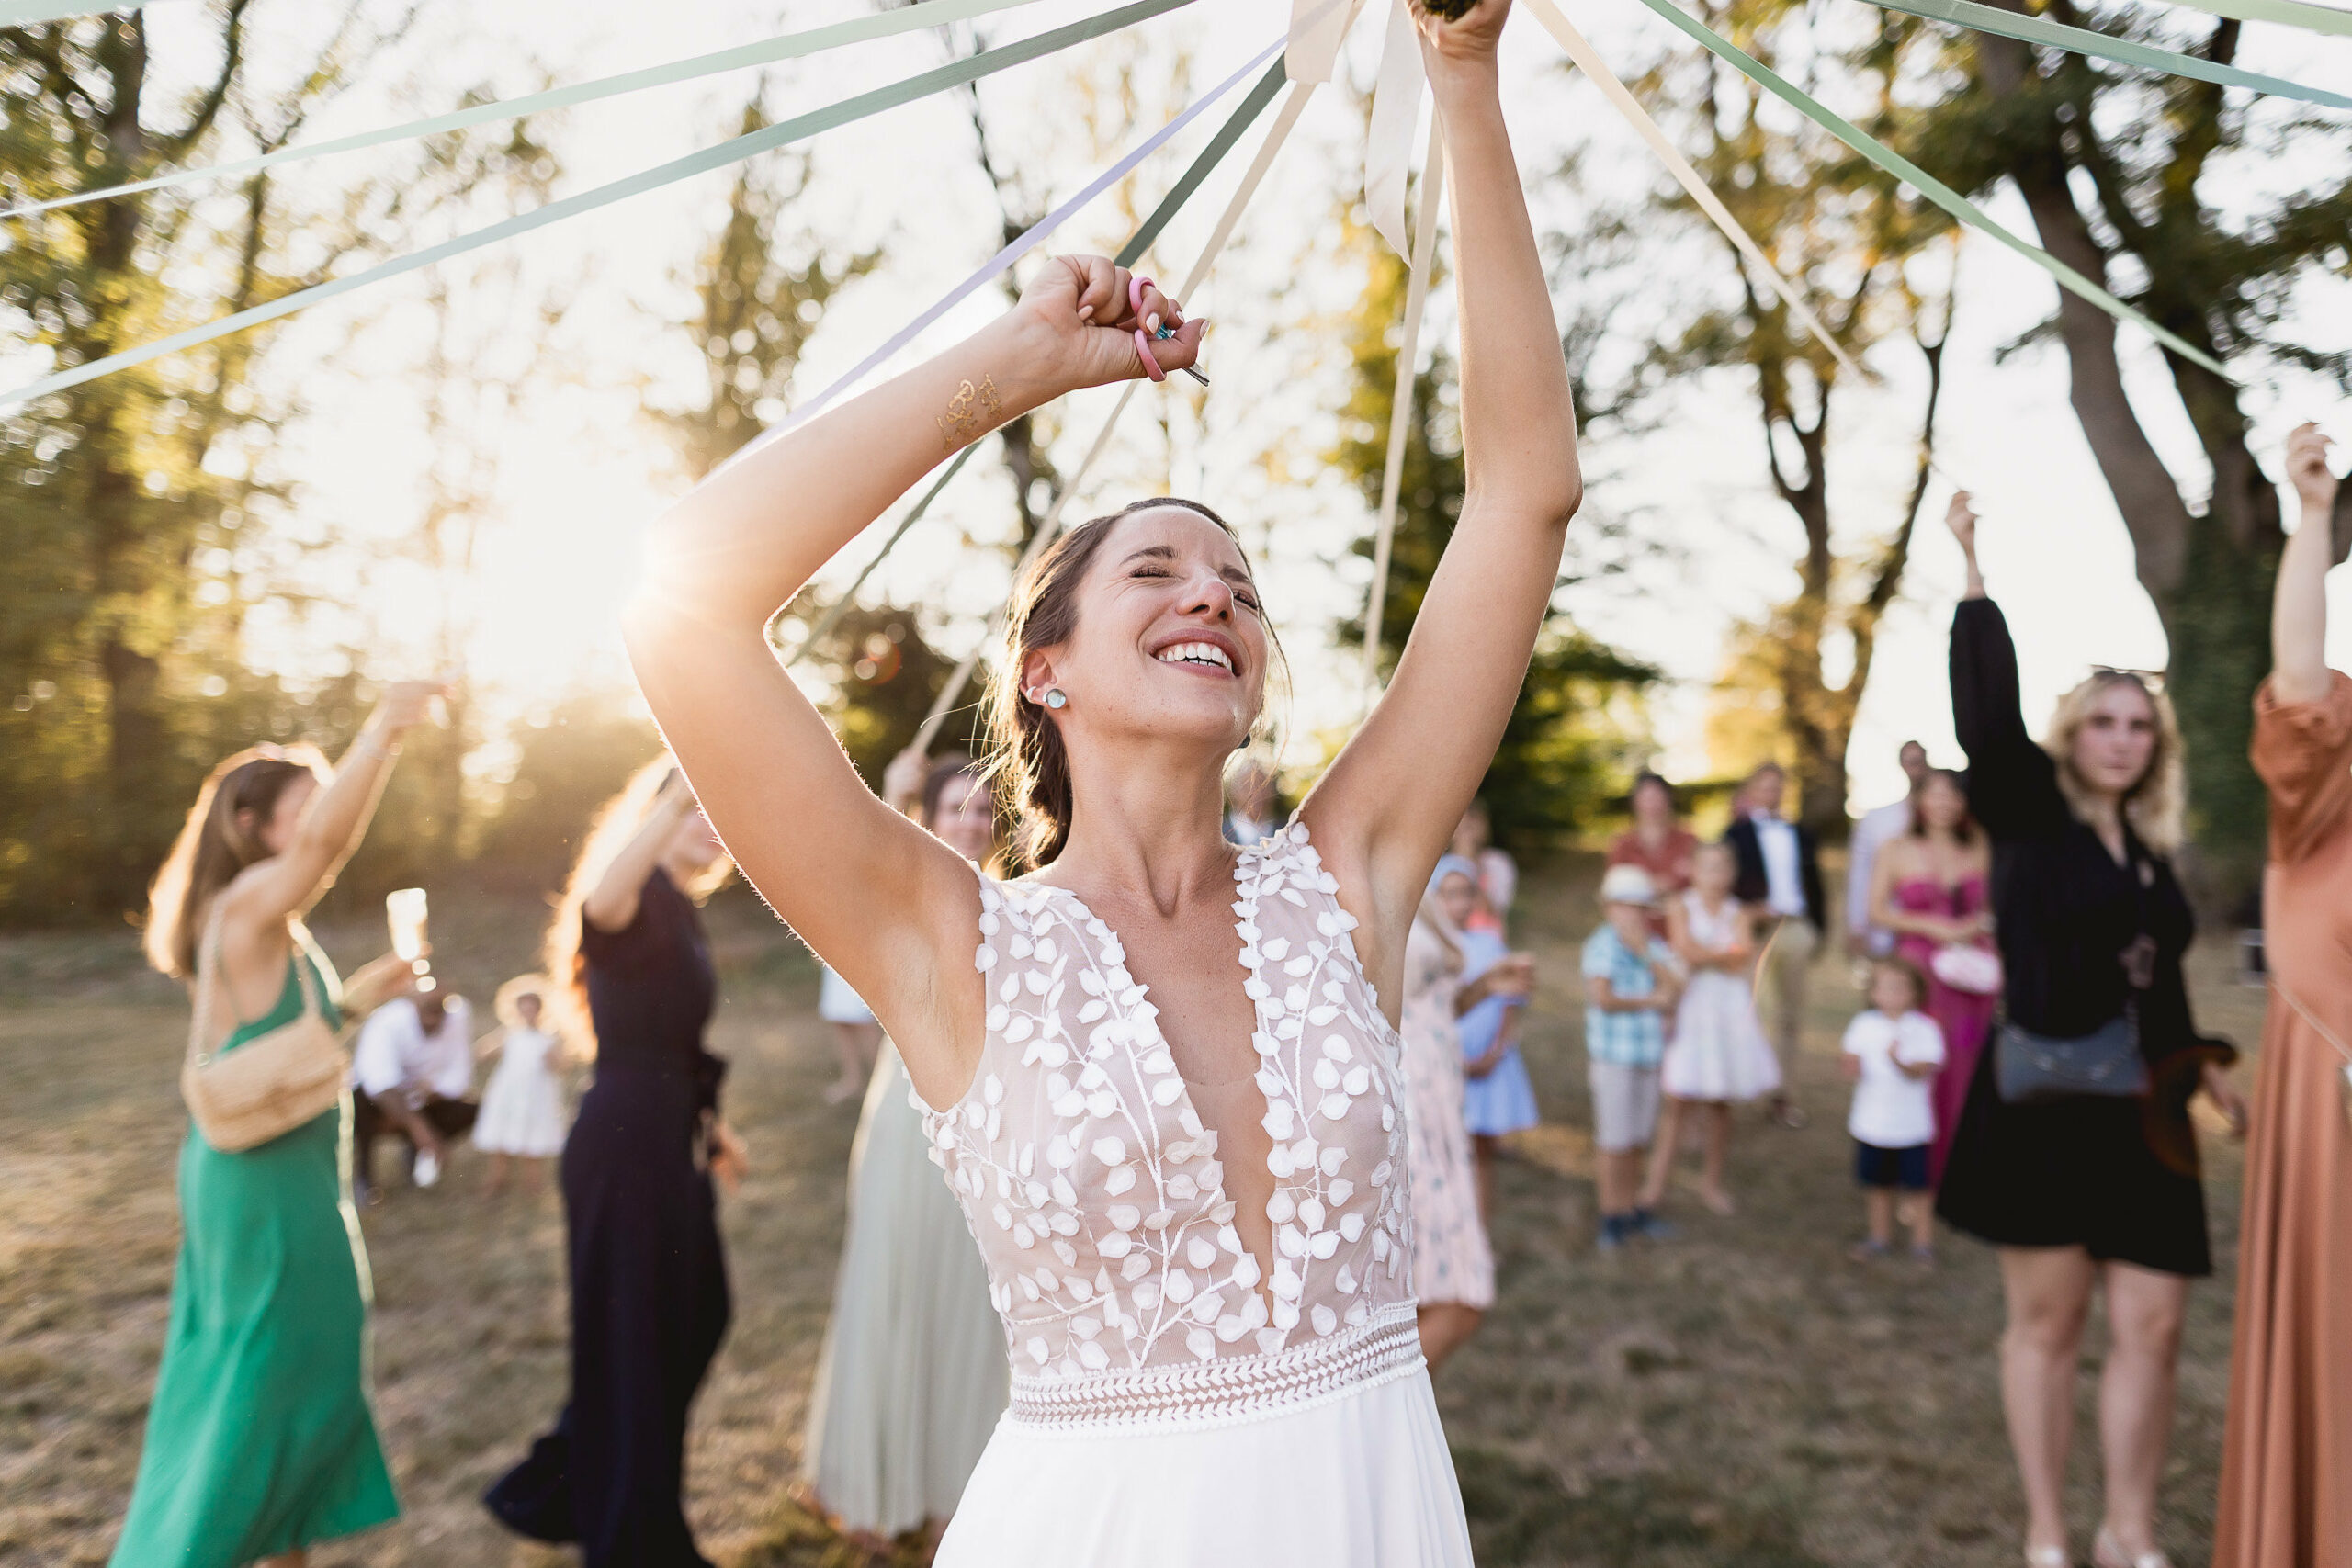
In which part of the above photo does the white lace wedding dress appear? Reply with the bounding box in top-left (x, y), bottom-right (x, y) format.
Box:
top-left (916, 824), bottom-right (1475, 1565)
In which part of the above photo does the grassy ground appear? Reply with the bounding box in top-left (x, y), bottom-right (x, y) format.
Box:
top-left (0, 858), bottom-right (2262, 1567)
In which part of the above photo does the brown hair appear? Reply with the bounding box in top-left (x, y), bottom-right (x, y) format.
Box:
top-left (2043, 671), bottom-right (2186, 855)
top-left (980, 497), bottom-right (1283, 869)
top-left (539, 757), bottom-right (732, 1054)
top-left (1905, 768), bottom-right (1979, 847)
top-left (1869, 953), bottom-right (1929, 1011)
top-left (143, 746), bottom-right (329, 979)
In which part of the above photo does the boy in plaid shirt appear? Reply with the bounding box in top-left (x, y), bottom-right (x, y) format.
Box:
top-left (1582, 864), bottom-right (1684, 1251)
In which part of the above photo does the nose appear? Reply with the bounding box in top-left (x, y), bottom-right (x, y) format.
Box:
top-left (1182, 569), bottom-right (1235, 621)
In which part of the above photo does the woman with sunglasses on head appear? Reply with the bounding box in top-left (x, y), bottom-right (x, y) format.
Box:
top-left (2214, 423), bottom-right (2352, 1568)
top-left (622, 3), bottom-right (1576, 1558)
top-left (1937, 492), bottom-right (2245, 1568)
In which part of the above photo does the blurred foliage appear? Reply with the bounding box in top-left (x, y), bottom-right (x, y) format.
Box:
top-left (1891, 4), bottom-right (2352, 893)
top-left (785, 604), bottom-right (965, 790)
top-left (1333, 216), bottom-right (1657, 852)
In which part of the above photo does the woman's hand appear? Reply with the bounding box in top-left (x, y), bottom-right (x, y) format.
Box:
top-left (1945, 490), bottom-right (1987, 600)
top-left (1413, 0), bottom-right (1511, 73)
top-left (2285, 422), bottom-right (2338, 515)
top-left (371, 679), bottom-right (447, 739)
top-left (1464, 1044), bottom-right (1509, 1078)
top-left (2199, 1061), bottom-right (2248, 1139)
top-left (1010, 255), bottom-right (1204, 395)
top-left (707, 1117), bottom-right (750, 1193)
top-left (342, 950), bottom-right (424, 1017)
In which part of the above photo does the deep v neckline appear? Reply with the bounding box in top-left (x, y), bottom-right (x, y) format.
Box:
top-left (1024, 852), bottom-right (1283, 1305)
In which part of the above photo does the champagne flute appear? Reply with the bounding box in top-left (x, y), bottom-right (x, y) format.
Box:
top-left (386, 887), bottom-right (434, 994)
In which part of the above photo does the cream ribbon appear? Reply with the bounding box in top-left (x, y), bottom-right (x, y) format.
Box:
top-left (1363, 0), bottom-right (1429, 256)
top-left (1288, 0), bottom-right (1362, 82)
top-left (1362, 117), bottom-right (1447, 693)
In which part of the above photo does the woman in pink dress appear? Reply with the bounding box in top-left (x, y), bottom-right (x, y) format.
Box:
top-left (1866, 768), bottom-right (1995, 1186)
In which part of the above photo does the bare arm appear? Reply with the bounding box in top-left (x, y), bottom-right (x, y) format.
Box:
top-left (1304, 0), bottom-right (1583, 986)
top-left (625, 254), bottom-right (1196, 1105)
top-left (2273, 422), bottom-right (2338, 706)
top-left (1949, 490), bottom-right (1986, 601)
top-left (582, 773), bottom-right (695, 934)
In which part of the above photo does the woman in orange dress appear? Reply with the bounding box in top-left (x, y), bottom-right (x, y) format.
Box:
top-left (2215, 420), bottom-right (2352, 1568)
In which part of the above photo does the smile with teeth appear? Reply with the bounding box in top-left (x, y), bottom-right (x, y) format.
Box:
top-left (1157, 641), bottom-right (1236, 674)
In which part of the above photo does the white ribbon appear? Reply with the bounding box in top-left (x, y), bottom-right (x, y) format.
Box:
top-left (1286, 0), bottom-right (1362, 83)
top-left (1521, 0), bottom-right (1865, 382)
top-left (1363, 0), bottom-right (1428, 256)
top-left (1362, 116), bottom-right (1445, 693)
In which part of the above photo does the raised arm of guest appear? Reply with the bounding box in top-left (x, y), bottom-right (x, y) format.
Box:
top-left (2255, 422), bottom-right (2352, 864)
top-left (1945, 492), bottom-right (2069, 841)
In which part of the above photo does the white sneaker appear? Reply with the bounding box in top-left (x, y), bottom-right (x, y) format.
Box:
top-left (413, 1149), bottom-right (441, 1189)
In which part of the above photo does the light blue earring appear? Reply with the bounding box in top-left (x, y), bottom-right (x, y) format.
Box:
top-left (1044, 688), bottom-right (1069, 710)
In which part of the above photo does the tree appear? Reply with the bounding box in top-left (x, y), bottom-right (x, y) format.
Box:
top-left (1598, 0), bottom-right (1958, 837)
top-left (1912, 2), bottom-right (2352, 887)
top-left (1336, 221), bottom-right (1657, 851)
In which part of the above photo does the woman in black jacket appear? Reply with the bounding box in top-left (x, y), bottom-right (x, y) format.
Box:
top-left (1937, 493), bottom-right (2244, 1568)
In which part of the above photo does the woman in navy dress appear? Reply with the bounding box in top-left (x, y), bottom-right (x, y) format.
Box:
top-left (488, 761), bottom-right (743, 1567)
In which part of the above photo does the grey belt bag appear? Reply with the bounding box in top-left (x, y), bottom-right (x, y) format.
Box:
top-left (1993, 1011), bottom-right (2149, 1103)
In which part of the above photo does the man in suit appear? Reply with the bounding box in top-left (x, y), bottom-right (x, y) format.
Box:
top-left (1724, 761), bottom-right (1826, 1129)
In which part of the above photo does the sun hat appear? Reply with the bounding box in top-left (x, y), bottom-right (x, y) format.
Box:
top-left (1426, 853), bottom-right (1482, 900)
top-left (1599, 863), bottom-right (1658, 908)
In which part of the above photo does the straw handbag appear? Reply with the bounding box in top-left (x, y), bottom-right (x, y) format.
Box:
top-left (182, 906), bottom-right (348, 1152)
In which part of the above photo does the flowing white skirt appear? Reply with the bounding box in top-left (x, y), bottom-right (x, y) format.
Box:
top-left (935, 1362), bottom-right (1474, 1566)
top-left (472, 1055), bottom-right (567, 1157)
top-left (804, 1044), bottom-right (1009, 1535)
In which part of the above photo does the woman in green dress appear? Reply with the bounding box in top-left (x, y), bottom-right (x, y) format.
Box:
top-left (113, 681), bottom-right (443, 1568)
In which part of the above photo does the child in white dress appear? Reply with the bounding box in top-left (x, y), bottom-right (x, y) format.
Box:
top-left (1642, 842), bottom-right (1780, 1216)
top-left (473, 975), bottom-right (571, 1193)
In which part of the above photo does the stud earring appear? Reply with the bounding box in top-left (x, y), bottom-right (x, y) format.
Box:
top-left (1043, 688), bottom-right (1069, 710)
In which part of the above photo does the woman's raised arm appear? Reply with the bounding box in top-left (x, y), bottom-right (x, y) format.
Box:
top-left (2271, 422), bottom-right (2339, 707)
top-left (623, 257), bottom-right (1200, 1096)
top-left (1305, 0), bottom-right (1583, 975)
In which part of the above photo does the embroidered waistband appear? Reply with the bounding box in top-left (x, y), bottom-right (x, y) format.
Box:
top-left (1005, 1303), bottom-right (1425, 1434)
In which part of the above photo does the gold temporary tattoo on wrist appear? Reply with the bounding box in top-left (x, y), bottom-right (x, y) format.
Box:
top-left (936, 375), bottom-right (1003, 452)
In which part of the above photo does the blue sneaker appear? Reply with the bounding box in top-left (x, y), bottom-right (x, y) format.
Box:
top-left (1632, 1208), bottom-right (1677, 1241)
top-left (1596, 1214), bottom-right (1629, 1253)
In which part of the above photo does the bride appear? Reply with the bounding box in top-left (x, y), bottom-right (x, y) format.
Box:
top-left (624, 1), bottom-right (1578, 1558)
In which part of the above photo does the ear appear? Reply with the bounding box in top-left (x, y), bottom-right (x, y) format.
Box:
top-left (1018, 648), bottom-right (1062, 706)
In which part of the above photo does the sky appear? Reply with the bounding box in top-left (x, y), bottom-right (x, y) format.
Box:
top-left (48, 0), bottom-right (2352, 813)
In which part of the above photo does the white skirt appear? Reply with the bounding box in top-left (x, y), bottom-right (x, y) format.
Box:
top-left (935, 1363), bottom-right (1474, 1566)
top-left (472, 1055), bottom-right (567, 1157)
top-left (819, 964), bottom-right (877, 1025)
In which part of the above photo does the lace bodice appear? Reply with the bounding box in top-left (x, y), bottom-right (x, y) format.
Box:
top-left (1680, 889), bottom-right (1743, 953)
top-left (917, 823), bottom-right (1422, 1432)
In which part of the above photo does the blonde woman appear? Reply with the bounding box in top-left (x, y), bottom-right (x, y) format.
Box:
top-left (112, 683), bottom-right (441, 1568)
top-left (620, 1), bottom-right (1572, 1554)
top-left (1937, 493), bottom-right (2245, 1568)
top-left (486, 761), bottom-right (742, 1568)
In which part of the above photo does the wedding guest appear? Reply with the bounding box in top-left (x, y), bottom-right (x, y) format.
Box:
top-left (1451, 800), bottom-right (1518, 934)
top-left (1936, 491), bottom-right (2245, 1568)
top-left (1436, 859), bottom-right (1538, 1220)
top-left (473, 976), bottom-right (571, 1197)
top-left (817, 963), bottom-right (882, 1105)
top-left (1582, 864), bottom-right (1683, 1251)
top-left (1606, 771), bottom-right (1699, 940)
top-left (1224, 757), bottom-right (1280, 847)
top-left (1725, 761), bottom-right (1825, 1129)
top-left (349, 987), bottom-right (479, 1202)
top-left (111, 682), bottom-right (442, 1568)
top-left (1846, 739), bottom-right (1930, 958)
top-left (487, 762), bottom-right (744, 1568)
top-left (1867, 768), bottom-right (1996, 1186)
top-left (2215, 422), bottom-right (2352, 1568)
top-left (1840, 957), bottom-right (1945, 1264)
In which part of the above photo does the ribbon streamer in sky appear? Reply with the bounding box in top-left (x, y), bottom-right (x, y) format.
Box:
top-left (1524, 0), bottom-right (1866, 381)
top-left (718, 32), bottom-right (1285, 473)
top-left (0, 0), bottom-right (153, 22)
top-left (787, 54), bottom-right (1291, 665)
top-left (0, 0), bottom-right (1199, 410)
top-left (2, 0), bottom-right (1058, 222)
top-left (1287, 0), bottom-right (1362, 83)
top-left (1858, 0), bottom-right (2352, 110)
top-left (1624, 0), bottom-right (2233, 379)
top-left (910, 29), bottom-right (1352, 753)
top-left (1362, 116), bottom-right (1445, 694)
top-left (2163, 0), bottom-right (2352, 36)
top-left (1364, 0), bottom-right (1428, 255)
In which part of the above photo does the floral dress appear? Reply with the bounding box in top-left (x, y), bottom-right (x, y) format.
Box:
top-left (917, 825), bottom-right (1474, 1566)
top-left (1399, 919), bottom-right (1496, 1310)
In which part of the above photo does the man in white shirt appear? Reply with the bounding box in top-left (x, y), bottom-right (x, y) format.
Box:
top-left (1724, 762), bottom-right (1826, 1128)
top-left (1223, 759), bottom-right (1280, 847)
top-left (1846, 740), bottom-right (1931, 960)
top-left (351, 989), bottom-right (480, 1201)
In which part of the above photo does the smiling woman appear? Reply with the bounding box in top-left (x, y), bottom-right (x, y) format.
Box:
top-left (618, 2), bottom-right (1580, 1559)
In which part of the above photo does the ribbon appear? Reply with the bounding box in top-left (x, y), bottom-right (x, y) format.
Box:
top-left (909, 31), bottom-right (1349, 753)
top-left (1858, 0), bottom-right (2352, 110)
top-left (0, 0), bottom-right (152, 22)
top-left (1362, 117), bottom-right (1446, 692)
top-left (787, 52), bottom-right (1291, 665)
top-left (2164, 0), bottom-right (2352, 36)
top-left (1623, 0), bottom-right (2233, 379)
top-left (3, 0), bottom-right (1060, 223)
top-left (1364, 0), bottom-right (1428, 255)
top-left (0, 0), bottom-right (1200, 410)
top-left (1287, 0), bottom-right (1362, 83)
top-left (718, 34), bottom-right (1284, 473)
top-left (1524, 0), bottom-right (1865, 380)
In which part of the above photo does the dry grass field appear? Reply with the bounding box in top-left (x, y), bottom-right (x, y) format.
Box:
top-left (0, 856), bottom-right (2264, 1567)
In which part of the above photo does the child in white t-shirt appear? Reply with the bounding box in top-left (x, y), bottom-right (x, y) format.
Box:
top-left (1841, 956), bottom-right (1947, 1264)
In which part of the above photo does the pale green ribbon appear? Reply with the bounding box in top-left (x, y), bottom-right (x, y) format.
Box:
top-left (786, 53), bottom-right (1289, 667)
top-left (3, 0), bottom-right (1057, 222)
top-left (0, 0), bottom-right (1197, 410)
top-left (2164, 0), bottom-right (2352, 38)
top-left (0, 1), bottom-right (152, 23)
top-left (1859, 0), bottom-right (2352, 110)
top-left (1627, 0), bottom-right (2233, 379)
